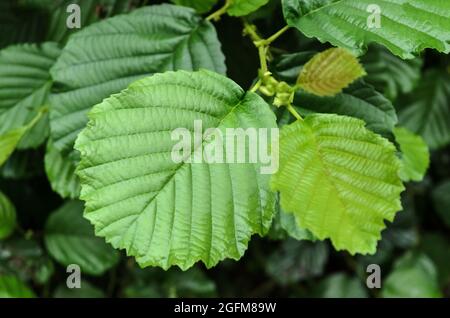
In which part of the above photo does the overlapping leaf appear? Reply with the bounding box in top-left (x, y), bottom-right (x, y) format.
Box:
top-left (44, 200), bottom-right (119, 276)
top-left (0, 191), bottom-right (16, 240)
top-left (0, 42), bottom-right (60, 149)
top-left (271, 114), bottom-right (404, 254)
top-left (398, 70), bottom-right (450, 150)
top-left (75, 70), bottom-right (277, 270)
top-left (394, 127), bottom-right (429, 182)
top-left (297, 48), bottom-right (366, 96)
top-left (228, 0), bottom-right (270, 16)
top-left (50, 4), bottom-right (226, 153)
top-left (282, 0), bottom-right (450, 59)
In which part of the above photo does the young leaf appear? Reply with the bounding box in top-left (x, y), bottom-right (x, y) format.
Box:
top-left (282, 0), bottom-right (450, 59)
top-left (171, 0), bottom-right (217, 14)
top-left (383, 252), bottom-right (442, 298)
top-left (361, 45), bottom-right (422, 101)
top-left (50, 4), bottom-right (226, 153)
top-left (44, 142), bottom-right (80, 199)
top-left (0, 43), bottom-right (60, 149)
top-left (297, 48), bottom-right (366, 96)
top-left (0, 275), bottom-right (35, 298)
top-left (271, 114), bottom-right (404, 255)
top-left (398, 70), bottom-right (450, 150)
top-left (394, 127), bottom-right (429, 182)
top-left (75, 70), bottom-right (277, 270)
top-left (44, 201), bottom-right (120, 276)
top-left (0, 191), bottom-right (16, 240)
top-left (228, 0), bottom-right (270, 16)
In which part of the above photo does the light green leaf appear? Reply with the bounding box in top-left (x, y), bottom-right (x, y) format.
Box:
top-left (314, 273), bottom-right (368, 298)
top-left (228, 0), bottom-right (270, 16)
top-left (266, 239), bottom-right (328, 285)
top-left (0, 42), bottom-right (60, 149)
top-left (0, 275), bottom-right (35, 298)
top-left (44, 142), bottom-right (80, 199)
top-left (383, 252), bottom-right (442, 298)
top-left (44, 200), bottom-right (120, 276)
top-left (398, 70), bottom-right (450, 150)
top-left (0, 191), bottom-right (16, 240)
top-left (50, 4), bottom-right (226, 153)
top-left (394, 127), bottom-right (429, 182)
top-left (271, 114), bottom-right (404, 255)
top-left (75, 70), bottom-right (277, 270)
top-left (297, 48), bottom-right (366, 96)
top-left (282, 0), bottom-right (450, 59)
top-left (272, 52), bottom-right (397, 136)
top-left (361, 45), bottom-right (422, 100)
top-left (432, 180), bottom-right (450, 229)
top-left (171, 0), bottom-right (217, 14)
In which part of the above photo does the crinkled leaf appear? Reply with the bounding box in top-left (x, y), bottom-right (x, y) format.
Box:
top-left (0, 43), bottom-right (60, 149)
top-left (50, 4), bottom-right (226, 153)
top-left (75, 70), bottom-right (277, 270)
top-left (394, 127), bottom-right (429, 182)
top-left (271, 114), bottom-right (404, 255)
top-left (361, 45), bottom-right (422, 100)
top-left (44, 201), bottom-right (120, 276)
top-left (0, 191), bottom-right (16, 240)
top-left (398, 70), bottom-right (450, 150)
top-left (44, 142), bottom-right (80, 199)
top-left (297, 48), bottom-right (366, 96)
top-left (282, 0), bottom-right (450, 59)
top-left (228, 0), bottom-right (270, 16)
top-left (171, 0), bottom-right (217, 14)
top-left (383, 252), bottom-right (442, 298)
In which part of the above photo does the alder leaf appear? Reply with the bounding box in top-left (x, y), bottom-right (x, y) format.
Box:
top-left (0, 275), bottom-right (35, 298)
top-left (0, 42), bottom-right (60, 149)
top-left (75, 70), bottom-right (277, 270)
top-left (297, 48), bottom-right (366, 96)
top-left (398, 70), bottom-right (450, 150)
top-left (0, 191), bottom-right (16, 240)
top-left (50, 4), bottom-right (226, 153)
top-left (271, 114), bottom-right (404, 255)
top-left (282, 0), bottom-right (450, 59)
top-left (44, 201), bottom-right (119, 276)
top-left (228, 0), bottom-right (270, 16)
top-left (394, 127), bottom-right (429, 182)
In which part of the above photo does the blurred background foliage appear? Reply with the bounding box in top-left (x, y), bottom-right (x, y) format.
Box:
top-left (0, 0), bottom-right (449, 298)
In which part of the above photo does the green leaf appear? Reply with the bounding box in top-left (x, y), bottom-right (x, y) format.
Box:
top-left (50, 4), bottom-right (226, 153)
top-left (228, 0), bottom-right (270, 16)
top-left (271, 114), bottom-right (404, 255)
top-left (75, 70), bottom-right (277, 270)
top-left (0, 42), bottom-right (60, 149)
top-left (432, 180), bottom-right (450, 229)
top-left (0, 275), bottom-right (35, 298)
top-left (297, 48), bottom-right (366, 96)
top-left (0, 126), bottom-right (29, 167)
top-left (361, 45), bottom-right (422, 100)
top-left (171, 0), bottom-right (217, 14)
top-left (44, 200), bottom-right (119, 276)
top-left (394, 127), bottom-right (429, 182)
top-left (0, 191), bottom-right (16, 240)
top-left (282, 0), bottom-right (450, 59)
top-left (272, 52), bottom-right (398, 136)
top-left (44, 0), bottom-right (135, 43)
top-left (398, 70), bottom-right (450, 150)
top-left (266, 240), bottom-right (328, 285)
top-left (269, 202), bottom-right (315, 241)
top-left (314, 273), bottom-right (368, 298)
top-left (383, 252), bottom-right (442, 298)
top-left (44, 142), bottom-right (80, 199)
